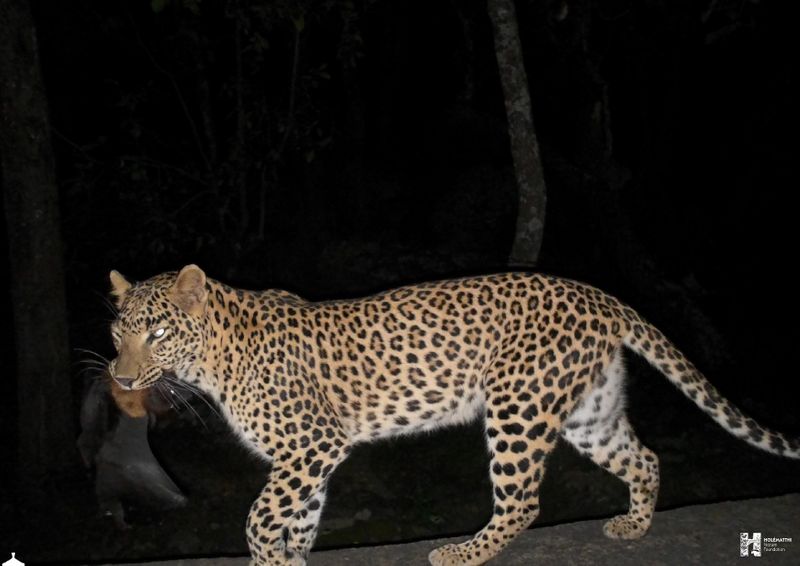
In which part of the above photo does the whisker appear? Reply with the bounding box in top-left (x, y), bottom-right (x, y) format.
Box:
top-left (169, 378), bottom-right (214, 415)
top-left (77, 367), bottom-right (106, 379)
top-left (74, 348), bottom-right (111, 364)
top-left (77, 359), bottom-right (108, 369)
top-left (163, 376), bottom-right (223, 422)
top-left (169, 380), bottom-right (205, 398)
top-left (169, 387), bottom-right (208, 430)
top-left (75, 364), bottom-right (108, 375)
top-left (93, 290), bottom-right (119, 318)
top-left (155, 382), bottom-right (181, 413)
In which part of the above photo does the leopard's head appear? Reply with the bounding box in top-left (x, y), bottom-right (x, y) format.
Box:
top-left (108, 264), bottom-right (209, 390)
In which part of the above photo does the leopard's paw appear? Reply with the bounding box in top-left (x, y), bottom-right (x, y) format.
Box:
top-left (429, 543), bottom-right (466, 566)
top-left (603, 514), bottom-right (650, 540)
top-left (248, 553), bottom-right (305, 566)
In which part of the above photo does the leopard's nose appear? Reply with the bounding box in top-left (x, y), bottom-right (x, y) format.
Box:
top-left (114, 376), bottom-right (135, 390)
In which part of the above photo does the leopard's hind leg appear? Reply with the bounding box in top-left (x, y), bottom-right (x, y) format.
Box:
top-left (562, 348), bottom-right (660, 539)
top-left (428, 382), bottom-right (561, 566)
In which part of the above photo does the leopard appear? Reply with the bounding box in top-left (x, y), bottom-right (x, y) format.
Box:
top-left (106, 265), bottom-right (799, 566)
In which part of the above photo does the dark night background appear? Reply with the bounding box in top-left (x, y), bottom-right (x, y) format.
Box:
top-left (1, 0), bottom-right (799, 563)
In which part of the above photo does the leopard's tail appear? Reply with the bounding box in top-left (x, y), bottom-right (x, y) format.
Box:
top-left (622, 317), bottom-right (800, 459)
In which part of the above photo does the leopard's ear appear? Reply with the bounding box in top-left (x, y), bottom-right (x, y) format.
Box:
top-left (170, 264), bottom-right (208, 316)
top-left (109, 270), bottom-right (132, 305)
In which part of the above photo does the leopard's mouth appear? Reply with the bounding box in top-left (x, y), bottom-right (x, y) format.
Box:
top-left (129, 368), bottom-right (177, 390)
top-left (111, 375), bottom-right (136, 390)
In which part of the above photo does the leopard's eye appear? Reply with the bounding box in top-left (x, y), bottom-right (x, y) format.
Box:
top-left (152, 327), bottom-right (166, 339)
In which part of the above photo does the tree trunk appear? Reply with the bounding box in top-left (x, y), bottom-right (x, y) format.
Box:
top-left (0, 0), bottom-right (76, 483)
top-left (488, 0), bottom-right (547, 267)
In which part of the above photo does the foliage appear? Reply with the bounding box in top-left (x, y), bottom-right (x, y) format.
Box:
top-left (58, 0), bottom-right (374, 277)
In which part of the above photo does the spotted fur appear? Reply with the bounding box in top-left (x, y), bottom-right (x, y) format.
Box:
top-left (107, 265), bottom-right (799, 566)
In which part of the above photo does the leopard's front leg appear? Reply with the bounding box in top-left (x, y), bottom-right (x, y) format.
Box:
top-left (247, 447), bottom-right (347, 565)
top-left (285, 488), bottom-right (328, 560)
top-left (247, 463), bottom-right (310, 566)
top-left (247, 466), bottom-right (324, 566)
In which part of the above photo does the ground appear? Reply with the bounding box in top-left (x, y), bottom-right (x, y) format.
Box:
top-left (101, 494), bottom-right (800, 565)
